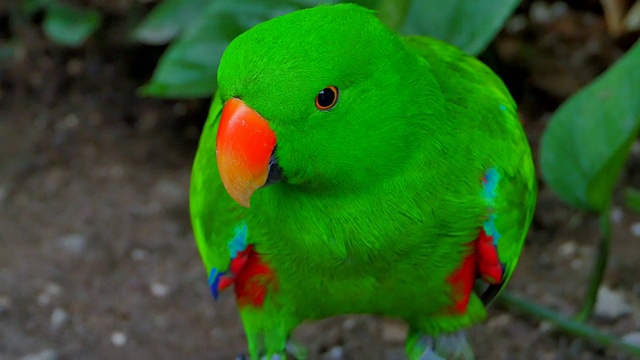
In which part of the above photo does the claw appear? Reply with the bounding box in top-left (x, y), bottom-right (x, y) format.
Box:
top-left (286, 339), bottom-right (307, 359)
top-left (432, 331), bottom-right (474, 360)
top-left (407, 331), bottom-right (474, 360)
top-left (420, 350), bottom-right (446, 360)
top-left (417, 336), bottom-right (445, 360)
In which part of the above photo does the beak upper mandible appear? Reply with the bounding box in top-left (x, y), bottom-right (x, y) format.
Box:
top-left (216, 98), bottom-right (276, 207)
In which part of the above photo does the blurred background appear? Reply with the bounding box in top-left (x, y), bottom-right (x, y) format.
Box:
top-left (1, 0), bottom-right (640, 359)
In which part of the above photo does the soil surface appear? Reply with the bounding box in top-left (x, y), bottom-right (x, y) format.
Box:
top-left (1, 1), bottom-right (640, 359)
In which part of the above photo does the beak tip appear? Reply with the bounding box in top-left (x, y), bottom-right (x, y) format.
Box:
top-left (225, 187), bottom-right (252, 208)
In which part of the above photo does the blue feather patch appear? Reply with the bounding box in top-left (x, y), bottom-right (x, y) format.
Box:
top-left (228, 222), bottom-right (248, 258)
top-left (482, 168), bottom-right (500, 201)
top-left (208, 268), bottom-right (222, 300)
top-left (482, 168), bottom-right (501, 246)
top-left (483, 214), bottom-right (501, 246)
top-left (206, 222), bottom-right (249, 300)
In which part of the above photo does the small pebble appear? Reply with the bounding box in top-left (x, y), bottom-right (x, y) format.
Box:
top-left (20, 349), bottom-right (58, 360)
top-left (594, 285), bottom-right (631, 320)
top-left (109, 166), bottom-right (125, 179)
top-left (62, 114), bottom-right (79, 129)
top-left (130, 248), bottom-right (149, 261)
top-left (150, 282), bottom-right (170, 298)
top-left (630, 223), bottom-right (640, 237)
top-left (623, 331), bottom-right (640, 346)
top-left (610, 207), bottom-right (624, 224)
top-left (381, 320), bottom-right (407, 344)
top-left (631, 140), bottom-right (640, 156)
top-left (549, 2), bottom-right (569, 18)
top-left (537, 320), bottom-right (554, 333)
top-left (66, 58), bottom-right (84, 76)
top-left (130, 201), bottom-right (161, 216)
top-left (487, 313), bottom-right (512, 329)
top-left (530, 1), bottom-right (552, 24)
top-left (136, 110), bottom-right (159, 132)
top-left (153, 315), bottom-right (167, 327)
top-left (154, 179), bottom-right (186, 205)
top-left (111, 331), bottom-right (127, 347)
top-left (211, 327), bottom-right (225, 339)
top-left (342, 318), bottom-right (356, 330)
top-left (324, 346), bottom-right (344, 360)
top-left (38, 282), bottom-right (63, 306)
top-left (0, 295), bottom-right (12, 315)
top-left (57, 233), bottom-right (87, 255)
top-left (0, 185), bottom-right (6, 203)
top-left (172, 102), bottom-right (188, 116)
top-left (50, 307), bottom-right (69, 331)
top-left (184, 124), bottom-right (200, 140)
top-left (530, 1), bottom-right (567, 24)
top-left (505, 14), bottom-right (528, 34)
top-left (537, 252), bottom-right (552, 266)
top-left (45, 283), bottom-right (63, 296)
top-left (570, 258), bottom-right (584, 270)
top-left (558, 241), bottom-right (577, 257)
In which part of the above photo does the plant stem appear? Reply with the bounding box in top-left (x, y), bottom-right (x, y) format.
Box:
top-left (499, 291), bottom-right (640, 357)
top-left (575, 207), bottom-right (612, 322)
top-left (376, 0), bottom-right (412, 32)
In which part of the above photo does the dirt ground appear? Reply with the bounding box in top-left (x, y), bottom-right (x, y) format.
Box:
top-left (1, 1), bottom-right (640, 359)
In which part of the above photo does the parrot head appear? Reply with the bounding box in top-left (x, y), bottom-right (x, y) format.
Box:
top-left (215, 4), bottom-right (444, 207)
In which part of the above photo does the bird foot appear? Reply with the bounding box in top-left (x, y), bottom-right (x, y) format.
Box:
top-left (407, 331), bottom-right (474, 360)
top-left (236, 339), bottom-right (306, 360)
top-left (286, 339), bottom-right (307, 360)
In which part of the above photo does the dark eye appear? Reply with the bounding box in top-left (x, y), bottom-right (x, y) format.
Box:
top-left (315, 86), bottom-right (339, 110)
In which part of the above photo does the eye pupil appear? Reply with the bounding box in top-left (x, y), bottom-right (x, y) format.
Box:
top-left (316, 86), bottom-right (338, 110)
top-left (317, 88), bottom-right (335, 106)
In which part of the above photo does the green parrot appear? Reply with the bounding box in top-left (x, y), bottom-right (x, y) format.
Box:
top-left (190, 4), bottom-right (536, 359)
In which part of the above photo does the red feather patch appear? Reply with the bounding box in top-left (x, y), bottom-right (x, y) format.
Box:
top-left (446, 244), bottom-right (476, 314)
top-left (476, 229), bottom-right (503, 284)
top-left (446, 229), bottom-right (504, 314)
top-left (217, 245), bottom-right (277, 308)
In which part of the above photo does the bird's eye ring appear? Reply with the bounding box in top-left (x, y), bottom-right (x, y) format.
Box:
top-left (315, 86), bottom-right (339, 110)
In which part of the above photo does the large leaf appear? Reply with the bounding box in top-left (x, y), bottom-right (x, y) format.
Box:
top-left (140, 0), bottom-right (338, 98)
top-left (540, 41), bottom-right (640, 212)
top-left (132, 0), bottom-right (212, 45)
top-left (43, 4), bottom-right (101, 47)
top-left (402, 0), bottom-right (520, 55)
top-left (626, 187), bottom-right (640, 213)
top-left (22, 0), bottom-right (51, 15)
top-left (377, 0), bottom-right (412, 32)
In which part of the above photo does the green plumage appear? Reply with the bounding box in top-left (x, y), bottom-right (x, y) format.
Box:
top-left (190, 4), bottom-right (536, 359)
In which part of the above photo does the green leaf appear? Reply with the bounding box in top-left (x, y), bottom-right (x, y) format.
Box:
top-left (0, 42), bottom-right (18, 63)
top-left (540, 41), bottom-right (640, 212)
top-left (625, 187), bottom-right (640, 213)
top-left (132, 0), bottom-right (212, 45)
top-left (344, 0), bottom-right (381, 9)
top-left (22, 0), bottom-right (52, 14)
top-left (140, 0), bottom-right (337, 98)
top-left (402, 0), bottom-right (521, 55)
top-left (43, 4), bottom-right (101, 47)
top-left (376, 0), bottom-right (411, 32)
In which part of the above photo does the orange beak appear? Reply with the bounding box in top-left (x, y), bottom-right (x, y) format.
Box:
top-left (216, 98), bottom-right (276, 207)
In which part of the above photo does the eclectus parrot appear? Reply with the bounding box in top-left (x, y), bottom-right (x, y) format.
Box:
top-left (190, 4), bottom-right (536, 360)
